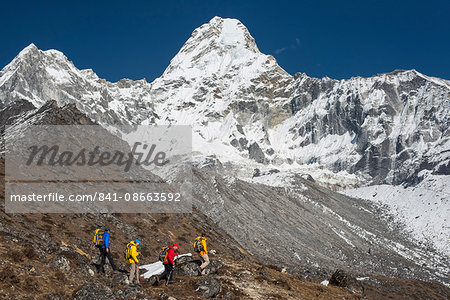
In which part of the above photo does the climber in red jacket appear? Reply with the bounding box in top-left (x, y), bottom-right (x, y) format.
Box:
top-left (158, 243), bottom-right (179, 284)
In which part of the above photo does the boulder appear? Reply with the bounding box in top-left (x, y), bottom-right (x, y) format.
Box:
top-left (175, 255), bottom-right (192, 265)
top-left (53, 256), bottom-right (70, 272)
top-left (174, 260), bottom-right (200, 277)
top-left (111, 272), bottom-right (129, 286)
top-left (174, 259), bottom-right (223, 277)
top-left (204, 260), bottom-right (223, 275)
top-left (197, 278), bottom-right (221, 298)
top-left (113, 284), bottom-right (141, 299)
top-left (147, 275), bottom-right (158, 286)
top-left (328, 269), bottom-right (363, 294)
top-left (329, 269), bottom-right (353, 287)
top-left (73, 282), bottom-right (113, 300)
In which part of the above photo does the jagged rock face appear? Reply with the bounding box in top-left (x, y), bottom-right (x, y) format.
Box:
top-left (151, 16), bottom-right (292, 122)
top-left (282, 71), bottom-right (450, 184)
top-left (0, 99), bottom-right (35, 132)
top-left (0, 44), bottom-right (155, 125)
top-left (147, 17), bottom-right (450, 185)
top-left (149, 17), bottom-right (294, 171)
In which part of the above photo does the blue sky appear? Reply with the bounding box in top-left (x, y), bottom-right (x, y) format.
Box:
top-left (1, 0), bottom-right (449, 82)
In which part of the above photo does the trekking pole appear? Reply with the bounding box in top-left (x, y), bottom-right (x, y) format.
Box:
top-left (166, 267), bottom-right (174, 286)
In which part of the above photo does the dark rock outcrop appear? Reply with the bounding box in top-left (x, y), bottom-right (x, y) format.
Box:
top-left (248, 142), bottom-right (265, 163)
top-left (73, 282), bottom-right (113, 300)
top-left (197, 278), bottom-right (222, 298)
top-left (329, 269), bottom-right (363, 294)
top-left (174, 259), bottom-right (223, 277)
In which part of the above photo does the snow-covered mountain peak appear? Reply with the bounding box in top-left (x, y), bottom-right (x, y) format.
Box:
top-left (16, 43), bottom-right (39, 57)
top-left (9, 43), bottom-right (69, 69)
top-left (0, 43), bottom-right (156, 125)
top-left (0, 44), bottom-right (74, 107)
top-left (147, 16), bottom-right (294, 153)
top-left (207, 16), bottom-right (258, 50)
top-left (160, 16), bottom-right (286, 81)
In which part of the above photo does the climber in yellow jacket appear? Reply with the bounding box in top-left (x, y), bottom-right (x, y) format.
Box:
top-left (194, 234), bottom-right (209, 275)
top-left (127, 240), bottom-right (141, 285)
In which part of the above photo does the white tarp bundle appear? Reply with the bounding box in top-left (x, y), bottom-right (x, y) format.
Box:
top-left (139, 253), bottom-right (192, 279)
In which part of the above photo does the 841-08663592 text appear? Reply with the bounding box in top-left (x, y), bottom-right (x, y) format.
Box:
top-left (9, 192), bottom-right (182, 202)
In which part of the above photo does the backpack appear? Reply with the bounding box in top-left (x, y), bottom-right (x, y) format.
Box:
top-left (124, 242), bottom-right (133, 260)
top-left (159, 246), bottom-right (170, 263)
top-left (193, 238), bottom-right (204, 253)
top-left (93, 229), bottom-right (105, 248)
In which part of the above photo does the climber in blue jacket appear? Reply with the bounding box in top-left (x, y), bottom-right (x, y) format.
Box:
top-left (98, 227), bottom-right (117, 274)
